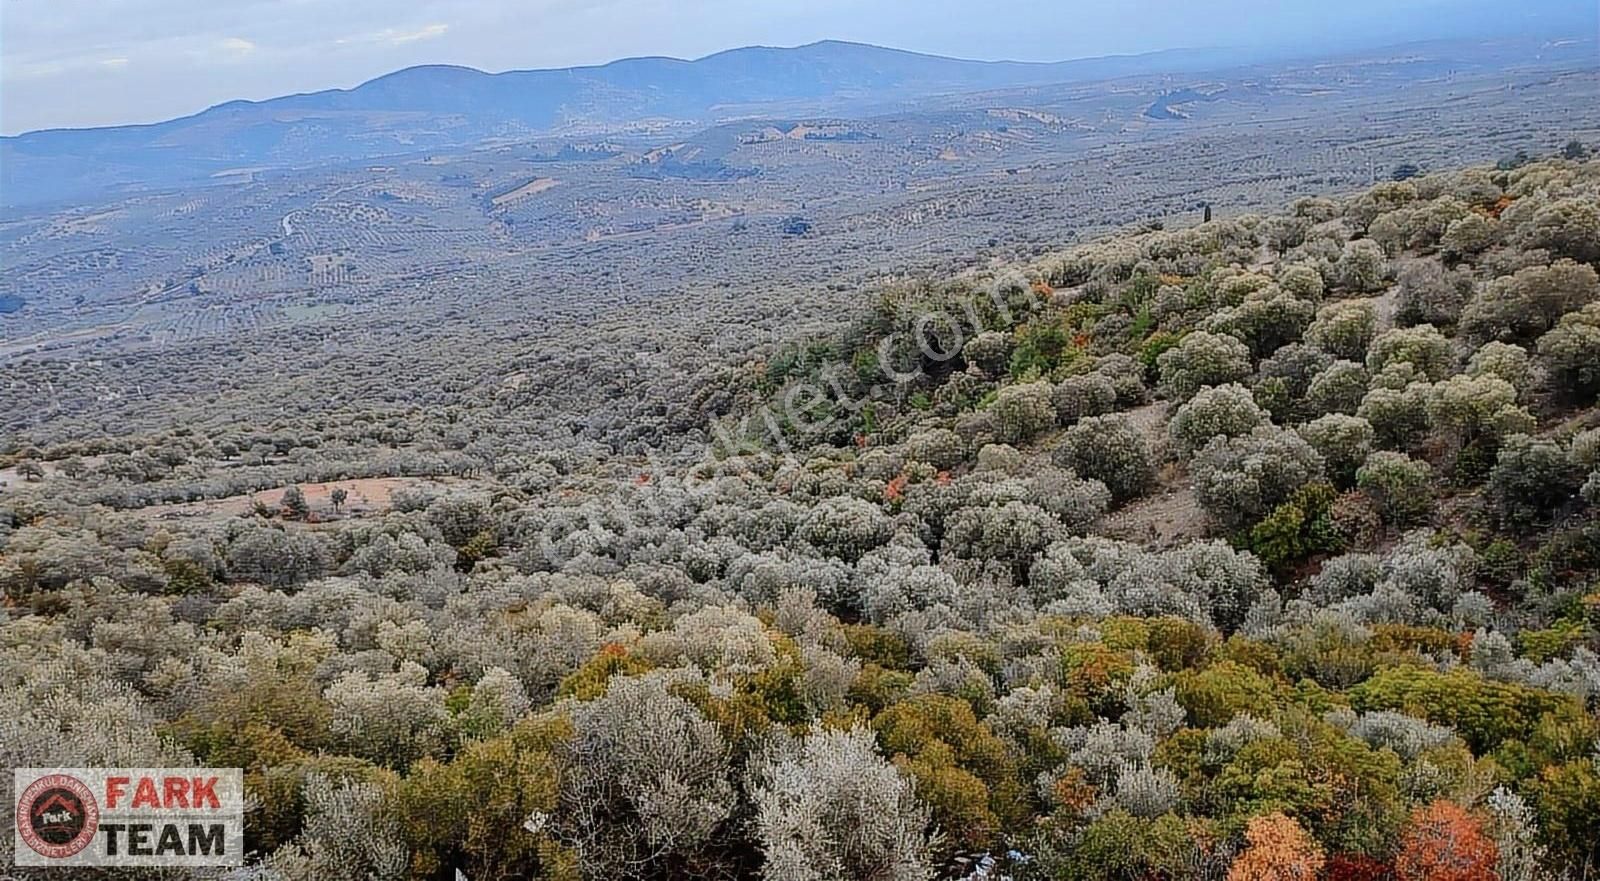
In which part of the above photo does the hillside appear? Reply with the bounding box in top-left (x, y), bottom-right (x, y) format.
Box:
top-left (3, 155), bottom-right (1599, 878)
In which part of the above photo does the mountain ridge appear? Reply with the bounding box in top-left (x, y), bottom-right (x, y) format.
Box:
top-left (3, 30), bottom-right (1593, 208)
top-left (0, 40), bottom-right (1247, 207)
top-left (4, 40), bottom-right (1203, 137)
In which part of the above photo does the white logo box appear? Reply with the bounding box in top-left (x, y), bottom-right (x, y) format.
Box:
top-left (13, 768), bottom-right (243, 867)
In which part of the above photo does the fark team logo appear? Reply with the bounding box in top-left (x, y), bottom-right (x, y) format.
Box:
top-left (13, 768), bottom-right (243, 867)
top-left (16, 774), bottom-right (99, 859)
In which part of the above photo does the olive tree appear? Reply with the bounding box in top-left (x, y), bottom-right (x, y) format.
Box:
top-left (990, 381), bottom-right (1057, 445)
top-left (1466, 342), bottom-right (1534, 397)
top-left (1305, 360), bottom-right (1370, 417)
top-left (1192, 426), bottom-right (1325, 529)
top-left (1156, 331), bottom-right (1252, 402)
top-left (1335, 239), bottom-right (1389, 293)
top-left (1426, 374), bottom-right (1536, 447)
top-left (1355, 451), bottom-right (1434, 527)
top-left (904, 428), bottom-right (966, 471)
top-left (1484, 435), bottom-right (1584, 531)
top-left (1537, 302), bottom-right (1600, 401)
top-left (1395, 259), bottom-right (1473, 327)
top-left (1052, 373), bottom-right (1118, 425)
top-left (798, 496), bottom-right (892, 563)
top-left (1358, 377), bottom-right (1434, 452)
top-left (268, 774), bottom-right (409, 881)
top-left (1440, 213), bottom-right (1501, 262)
top-left (1251, 343), bottom-right (1334, 422)
top-left (556, 673), bottom-right (734, 879)
top-left (1202, 288), bottom-right (1316, 359)
top-left (1298, 414), bottom-right (1376, 487)
top-left (941, 500), bottom-right (1064, 577)
top-left (1461, 259), bottom-right (1600, 345)
top-left (324, 663), bottom-right (450, 769)
top-left (1053, 415), bottom-right (1156, 504)
top-left (962, 331), bottom-right (1013, 378)
top-left (1305, 300), bottom-right (1378, 361)
top-left (1515, 197), bottom-right (1600, 264)
top-left (750, 725), bottom-right (936, 881)
top-left (1095, 353), bottom-right (1150, 407)
top-left (1366, 324), bottom-right (1454, 382)
top-left (1169, 383), bottom-right (1269, 458)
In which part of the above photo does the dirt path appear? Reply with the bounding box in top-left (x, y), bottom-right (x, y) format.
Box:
top-left (1366, 285), bottom-right (1399, 333)
top-left (1100, 478), bottom-right (1206, 547)
top-left (1094, 400), bottom-right (1209, 546)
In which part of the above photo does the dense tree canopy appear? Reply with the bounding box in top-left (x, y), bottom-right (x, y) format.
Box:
top-left (3, 157), bottom-right (1598, 880)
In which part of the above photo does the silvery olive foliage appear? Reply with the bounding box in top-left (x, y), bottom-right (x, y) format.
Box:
top-left (1462, 259), bottom-right (1600, 344)
top-left (324, 661), bottom-right (451, 768)
top-left (1356, 451), bottom-right (1435, 526)
top-left (798, 495), bottom-right (893, 562)
top-left (1366, 324), bottom-right (1455, 382)
top-left (904, 428), bottom-right (967, 471)
top-left (1298, 414), bottom-right (1376, 486)
top-left (1335, 238), bottom-right (1390, 293)
top-left (1027, 536), bottom-right (1267, 631)
top-left (1358, 380), bottom-right (1435, 451)
top-left (557, 673), bottom-right (735, 877)
top-left (1052, 372), bottom-right (1119, 425)
top-left (1305, 299), bottom-right (1378, 361)
top-left (268, 774), bottom-right (410, 881)
top-left (1052, 414), bottom-right (1156, 504)
top-left (1192, 426), bottom-right (1325, 529)
top-left (1487, 786), bottom-right (1548, 881)
top-left (1202, 286), bottom-right (1316, 358)
top-left (1156, 330), bottom-right (1253, 402)
top-left (1313, 530), bottom-right (1477, 627)
top-left (1574, 427), bottom-right (1600, 470)
top-left (1396, 258), bottom-right (1475, 326)
top-left (1252, 342), bottom-right (1334, 421)
top-left (1277, 261), bottom-right (1327, 300)
top-left (1094, 353), bottom-right (1151, 407)
top-left (1485, 434), bottom-right (1584, 530)
top-left (5, 158), bottom-right (1600, 880)
top-left (1344, 710), bottom-right (1458, 761)
top-left (1169, 383), bottom-right (1269, 458)
top-left (1304, 359), bottom-right (1370, 417)
top-left (751, 725), bottom-right (936, 881)
top-left (1108, 761), bottom-right (1182, 818)
top-left (1204, 714), bottom-right (1281, 763)
top-left (941, 499), bottom-right (1064, 576)
top-left (962, 331), bottom-right (1014, 378)
top-left (1426, 373), bottom-right (1537, 444)
top-left (1440, 212), bottom-right (1502, 261)
top-left (1538, 301), bottom-right (1600, 401)
top-left (1466, 341), bottom-right (1535, 396)
top-left (991, 381), bottom-right (1058, 445)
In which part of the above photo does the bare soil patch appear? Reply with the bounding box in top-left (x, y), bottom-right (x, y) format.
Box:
top-left (1097, 401), bottom-right (1209, 546)
top-left (491, 177), bottom-right (559, 207)
top-left (135, 476), bottom-right (447, 522)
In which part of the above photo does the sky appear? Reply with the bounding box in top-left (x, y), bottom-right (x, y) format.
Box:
top-left (0, 0), bottom-right (1594, 135)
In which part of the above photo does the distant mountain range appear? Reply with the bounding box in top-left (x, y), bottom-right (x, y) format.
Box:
top-left (1, 41), bottom-right (1247, 207)
top-left (4, 20), bottom-right (1596, 209)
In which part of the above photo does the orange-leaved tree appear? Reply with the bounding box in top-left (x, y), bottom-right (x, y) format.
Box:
top-left (1227, 812), bottom-right (1325, 881)
top-left (1396, 799), bottom-right (1497, 881)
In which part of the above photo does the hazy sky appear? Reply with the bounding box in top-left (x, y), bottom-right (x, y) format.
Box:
top-left (1, 0), bottom-right (1592, 135)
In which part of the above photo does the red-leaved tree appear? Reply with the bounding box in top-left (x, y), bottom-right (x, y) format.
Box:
top-left (1395, 800), bottom-right (1498, 881)
top-left (1227, 812), bottom-right (1325, 881)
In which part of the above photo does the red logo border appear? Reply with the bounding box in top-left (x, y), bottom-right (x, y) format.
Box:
top-left (16, 774), bottom-right (100, 859)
